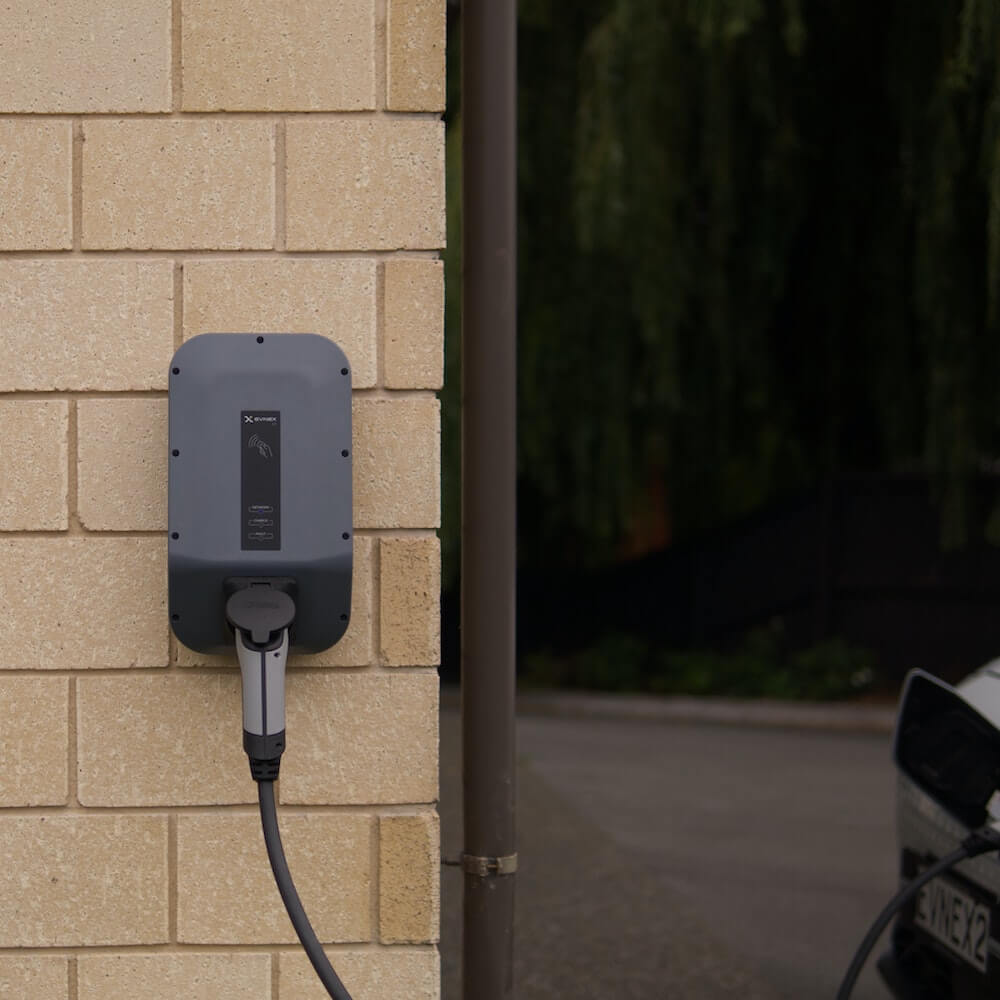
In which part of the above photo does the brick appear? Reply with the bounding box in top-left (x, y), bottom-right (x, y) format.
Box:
top-left (281, 673), bottom-right (437, 805)
top-left (0, 121), bottom-right (71, 249)
top-left (77, 675), bottom-right (252, 807)
top-left (183, 0), bottom-right (375, 111)
top-left (183, 260), bottom-right (378, 388)
top-left (82, 121), bottom-right (273, 249)
top-left (354, 397), bottom-right (440, 528)
top-left (383, 259), bottom-right (444, 389)
top-left (0, 260), bottom-right (173, 391)
top-left (286, 121), bottom-right (445, 250)
top-left (0, 401), bottom-right (68, 530)
top-left (0, 677), bottom-right (68, 806)
top-left (77, 399), bottom-right (167, 532)
top-left (0, 539), bottom-right (167, 669)
top-left (0, 1), bottom-right (170, 112)
top-left (0, 958), bottom-right (67, 1000)
top-left (280, 948), bottom-right (439, 1000)
top-left (0, 815), bottom-right (167, 946)
top-left (380, 537), bottom-right (440, 666)
top-left (380, 813), bottom-right (440, 943)
top-left (176, 534), bottom-right (374, 667)
top-left (78, 954), bottom-right (270, 1000)
top-left (387, 0), bottom-right (446, 112)
top-left (177, 813), bottom-right (372, 943)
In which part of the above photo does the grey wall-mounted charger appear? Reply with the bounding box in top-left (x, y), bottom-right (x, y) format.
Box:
top-left (168, 332), bottom-right (352, 654)
top-left (167, 333), bottom-right (356, 1000)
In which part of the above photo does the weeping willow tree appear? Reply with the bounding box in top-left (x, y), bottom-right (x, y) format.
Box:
top-left (443, 0), bottom-right (1000, 576)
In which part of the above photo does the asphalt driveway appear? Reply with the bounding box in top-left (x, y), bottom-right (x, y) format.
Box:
top-left (439, 698), bottom-right (897, 999)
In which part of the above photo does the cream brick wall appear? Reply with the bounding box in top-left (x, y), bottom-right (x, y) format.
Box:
top-left (0, 677), bottom-right (69, 805)
top-left (0, 1), bottom-right (172, 113)
top-left (384, 259), bottom-right (444, 389)
top-left (0, 957), bottom-right (68, 1000)
top-left (82, 121), bottom-right (275, 249)
top-left (0, 0), bottom-right (443, 995)
top-left (0, 815), bottom-right (169, 946)
top-left (0, 260), bottom-right (174, 390)
top-left (0, 401), bottom-right (69, 529)
top-left (0, 122), bottom-right (72, 249)
top-left (78, 954), bottom-right (272, 1000)
top-left (177, 814), bottom-right (372, 943)
top-left (387, 0), bottom-right (446, 112)
top-left (285, 121), bottom-right (445, 250)
top-left (281, 949), bottom-right (440, 1000)
top-left (379, 813), bottom-right (441, 943)
top-left (182, 0), bottom-right (377, 111)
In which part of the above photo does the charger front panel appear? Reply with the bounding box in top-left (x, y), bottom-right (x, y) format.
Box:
top-left (168, 333), bottom-right (353, 653)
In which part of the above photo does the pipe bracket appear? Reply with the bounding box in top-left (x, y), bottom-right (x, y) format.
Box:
top-left (462, 852), bottom-right (518, 877)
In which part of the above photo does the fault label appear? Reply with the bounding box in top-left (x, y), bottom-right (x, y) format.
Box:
top-left (241, 411), bottom-right (281, 550)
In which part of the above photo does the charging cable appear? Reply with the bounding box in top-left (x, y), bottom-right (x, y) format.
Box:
top-left (228, 585), bottom-right (355, 1000)
top-left (836, 823), bottom-right (1000, 999)
top-left (258, 779), bottom-right (353, 1000)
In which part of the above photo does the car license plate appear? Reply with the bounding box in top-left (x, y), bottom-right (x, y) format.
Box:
top-left (914, 875), bottom-right (990, 973)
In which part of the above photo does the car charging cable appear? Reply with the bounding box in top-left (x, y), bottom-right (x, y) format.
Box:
top-left (836, 823), bottom-right (1000, 999)
top-left (228, 586), bottom-right (356, 1000)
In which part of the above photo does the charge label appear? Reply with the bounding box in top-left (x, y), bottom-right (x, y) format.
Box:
top-left (241, 411), bottom-right (280, 550)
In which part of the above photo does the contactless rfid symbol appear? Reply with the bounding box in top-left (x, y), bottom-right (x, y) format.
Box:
top-left (248, 433), bottom-right (273, 458)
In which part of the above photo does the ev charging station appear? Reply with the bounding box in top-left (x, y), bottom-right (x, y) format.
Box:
top-left (167, 332), bottom-right (356, 1000)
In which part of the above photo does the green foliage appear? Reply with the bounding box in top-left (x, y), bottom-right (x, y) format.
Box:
top-left (521, 627), bottom-right (876, 700)
top-left (503, 0), bottom-right (1000, 566)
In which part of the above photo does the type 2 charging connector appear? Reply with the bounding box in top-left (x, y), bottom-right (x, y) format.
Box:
top-left (227, 579), bottom-right (295, 780)
top-left (226, 580), bottom-right (353, 1000)
top-left (167, 334), bottom-right (355, 1000)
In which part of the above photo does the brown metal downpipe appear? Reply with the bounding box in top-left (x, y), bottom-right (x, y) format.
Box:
top-left (460, 1), bottom-right (517, 998)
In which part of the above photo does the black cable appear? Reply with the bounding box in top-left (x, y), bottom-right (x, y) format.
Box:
top-left (258, 780), bottom-right (355, 1000)
top-left (836, 825), bottom-right (1000, 1000)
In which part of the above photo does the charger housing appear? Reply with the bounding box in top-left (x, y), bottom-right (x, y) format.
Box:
top-left (167, 333), bottom-right (353, 654)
